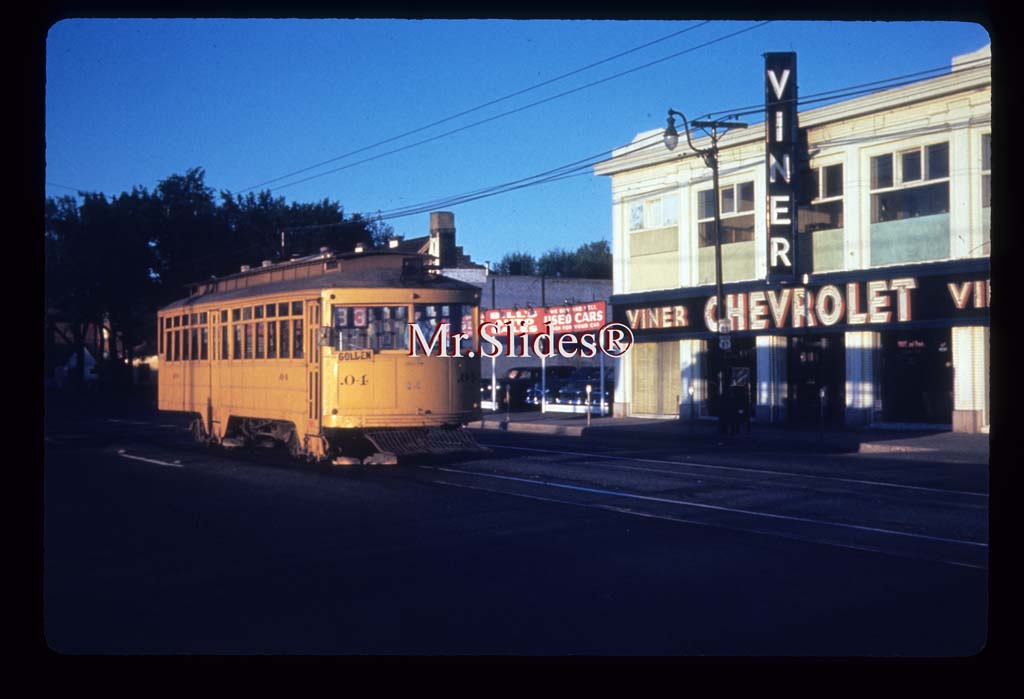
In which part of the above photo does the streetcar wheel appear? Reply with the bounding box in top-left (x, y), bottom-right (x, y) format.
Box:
top-left (287, 430), bottom-right (304, 459)
top-left (189, 417), bottom-right (208, 444)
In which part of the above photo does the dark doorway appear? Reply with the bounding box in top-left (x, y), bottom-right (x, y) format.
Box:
top-left (881, 329), bottom-right (953, 424)
top-left (706, 337), bottom-right (757, 418)
top-left (788, 334), bottom-right (845, 428)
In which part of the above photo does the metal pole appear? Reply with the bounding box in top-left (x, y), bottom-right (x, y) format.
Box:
top-left (586, 385), bottom-right (592, 427)
top-left (599, 351), bottom-right (606, 417)
top-left (819, 386), bottom-right (826, 440)
top-left (491, 355), bottom-right (497, 410)
top-left (541, 353), bottom-right (547, 414)
top-left (711, 133), bottom-right (730, 438)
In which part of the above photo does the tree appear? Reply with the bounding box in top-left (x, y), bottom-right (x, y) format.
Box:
top-left (534, 240), bottom-right (612, 278)
top-left (367, 211), bottom-right (396, 249)
top-left (569, 240), bottom-right (612, 279)
top-left (495, 251), bottom-right (537, 276)
top-left (537, 248), bottom-right (574, 277)
top-left (45, 166), bottom-right (393, 392)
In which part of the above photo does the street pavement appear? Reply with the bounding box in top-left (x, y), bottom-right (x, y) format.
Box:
top-left (43, 401), bottom-right (989, 655)
top-left (470, 409), bottom-right (991, 463)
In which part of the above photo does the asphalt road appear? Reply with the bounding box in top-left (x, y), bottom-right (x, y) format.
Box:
top-left (43, 409), bottom-right (988, 655)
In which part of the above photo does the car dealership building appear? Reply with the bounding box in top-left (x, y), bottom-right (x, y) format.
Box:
top-left (595, 45), bottom-right (991, 432)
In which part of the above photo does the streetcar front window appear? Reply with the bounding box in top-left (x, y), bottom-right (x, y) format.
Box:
top-left (413, 304), bottom-right (477, 354)
top-left (333, 305), bottom-right (409, 352)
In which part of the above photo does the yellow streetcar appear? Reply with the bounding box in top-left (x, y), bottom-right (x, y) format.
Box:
top-left (157, 250), bottom-right (483, 461)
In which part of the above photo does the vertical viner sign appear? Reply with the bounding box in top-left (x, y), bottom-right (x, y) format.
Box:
top-left (765, 52), bottom-right (798, 282)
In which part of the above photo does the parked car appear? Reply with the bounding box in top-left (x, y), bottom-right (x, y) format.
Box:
top-left (495, 366), bottom-right (545, 409)
top-left (525, 366), bottom-right (579, 407)
top-left (554, 366), bottom-right (616, 410)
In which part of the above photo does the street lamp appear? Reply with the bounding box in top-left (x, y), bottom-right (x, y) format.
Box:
top-left (663, 109), bottom-right (747, 436)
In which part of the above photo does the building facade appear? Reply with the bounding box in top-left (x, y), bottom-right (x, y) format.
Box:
top-left (595, 45), bottom-right (991, 432)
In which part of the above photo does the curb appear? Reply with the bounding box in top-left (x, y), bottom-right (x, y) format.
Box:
top-left (467, 420), bottom-right (987, 461)
top-left (468, 421), bottom-right (584, 437)
top-left (857, 443), bottom-right (938, 454)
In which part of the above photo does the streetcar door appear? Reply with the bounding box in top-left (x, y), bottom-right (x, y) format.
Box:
top-left (304, 299), bottom-right (322, 440)
top-left (208, 309), bottom-right (221, 440)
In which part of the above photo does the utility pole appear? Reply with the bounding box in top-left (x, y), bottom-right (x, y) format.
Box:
top-left (663, 110), bottom-right (747, 437)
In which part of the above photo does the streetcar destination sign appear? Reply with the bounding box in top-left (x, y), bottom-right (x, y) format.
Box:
top-left (337, 349), bottom-right (373, 361)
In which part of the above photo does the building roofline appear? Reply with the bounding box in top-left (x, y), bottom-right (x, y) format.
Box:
top-left (594, 45), bottom-right (991, 177)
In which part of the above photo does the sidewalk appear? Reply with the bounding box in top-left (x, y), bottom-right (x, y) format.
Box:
top-left (468, 410), bottom-right (990, 462)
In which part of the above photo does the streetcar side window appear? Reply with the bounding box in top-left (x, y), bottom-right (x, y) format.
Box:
top-left (267, 303), bottom-right (277, 318)
top-left (243, 307), bottom-right (252, 321)
top-left (221, 325), bottom-right (228, 360)
top-left (190, 328), bottom-right (199, 360)
top-left (279, 319), bottom-right (291, 358)
top-left (293, 319), bottom-right (304, 358)
top-left (413, 304), bottom-right (477, 354)
top-left (233, 323), bottom-right (242, 360)
top-left (244, 323), bottom-right (253, 359)
top-left (292, 301), bottom-right (303, 316)
top-left (173, 330), bottom-right (180, 361)
top-left (165, 330), bottom-right (172, 361)
top-left (200, 327), bottom-right (208, 360)
top-left (255, 322), bottom-right (265, 359)
top-left (278, 302), bottom-right (289, 317)
top-left (267, 320), bottom-right (277, 359)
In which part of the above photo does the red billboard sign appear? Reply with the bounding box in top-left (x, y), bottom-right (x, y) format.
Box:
top-left (484, 301), bottom-right (607, 335)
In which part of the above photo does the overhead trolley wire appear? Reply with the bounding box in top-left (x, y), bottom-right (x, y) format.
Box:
top-left (699, 55), bottom-right (992, 122)
top-left (261, 21), bottom-right (773, 194)
top-left (239, 21), bottom-right (713, 193)
top-left (352, 58), bottom-right (991, 223)
top-left (368, 133), bottom-right (666, 222)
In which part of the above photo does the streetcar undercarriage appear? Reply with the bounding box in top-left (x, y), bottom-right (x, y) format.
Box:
top-left (187, 413), bottom-right (485, 463)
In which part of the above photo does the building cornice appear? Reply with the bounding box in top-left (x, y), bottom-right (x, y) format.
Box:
top-left (594, 51), bottom-right (991, 179)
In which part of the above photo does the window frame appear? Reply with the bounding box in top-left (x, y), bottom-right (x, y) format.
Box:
top-left (868, 140), bottom-right (951, 225)
top-left (809, 161), bottom-right (844, 204)
top-left (869, 141), bottom-right (950, 195)
top-left (696, 179), bottom-right (756, 248)
top-left (627, 192), bottom-right (679, 233)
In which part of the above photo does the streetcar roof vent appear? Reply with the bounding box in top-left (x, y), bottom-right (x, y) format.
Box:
top-left (261, 260), bottom-right (273, 267)
top-left (319, 246), bottom-right (330, 253)
top-left (354, 243), bottom-right (365, 253)
top-left (240, 264), bottom-right (250, 272)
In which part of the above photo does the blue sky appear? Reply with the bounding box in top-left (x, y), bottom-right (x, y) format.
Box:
top-left (45, 19), bottom-right (990, 266)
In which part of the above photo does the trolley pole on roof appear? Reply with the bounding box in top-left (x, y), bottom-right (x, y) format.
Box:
top-left (663, 109), bottom-right (747, 439)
